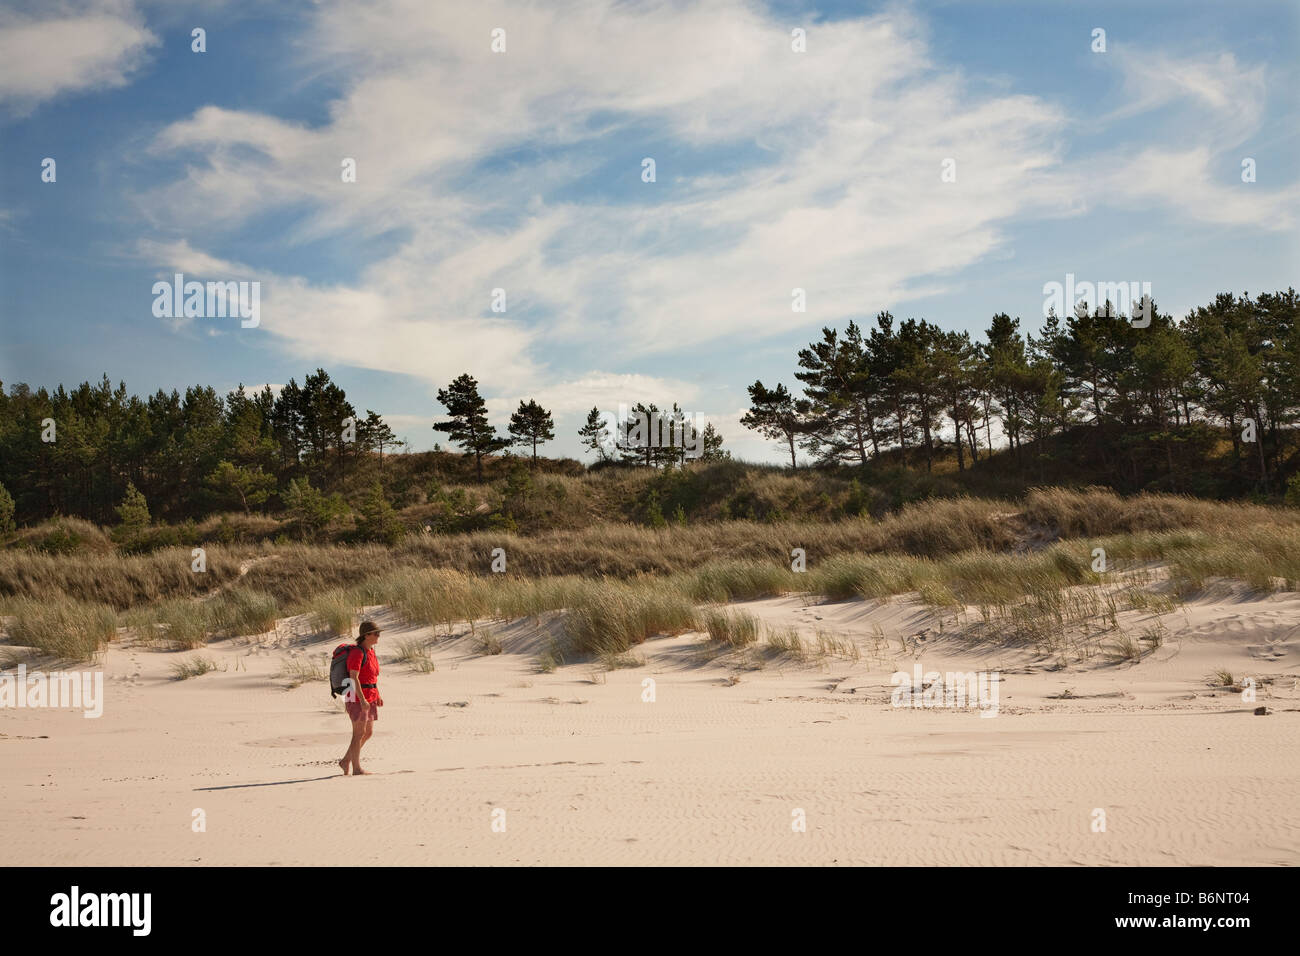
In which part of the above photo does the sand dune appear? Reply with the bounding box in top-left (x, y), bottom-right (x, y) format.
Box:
top-left (3, 586), bottom-right (1298, 866)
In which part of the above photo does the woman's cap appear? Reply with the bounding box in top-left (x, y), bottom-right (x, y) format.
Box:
top-left (359, 621), bottom-right (381, 637)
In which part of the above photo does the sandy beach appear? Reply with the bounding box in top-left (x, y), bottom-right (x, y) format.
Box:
top-left (3, 586), bottom-right (1298, 867)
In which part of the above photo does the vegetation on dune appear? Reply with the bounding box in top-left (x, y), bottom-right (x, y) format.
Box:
top-left (563, 581), bottom-right (699, 655)
top-left (1, 597), bottom-right (118, 662)
top-left (2, 489), bottom-right (1298, 653)
top-left (0, 284), bottom-right (1296, 666)
top-left (170, 655), bottom-right (220, 680)
top-left (700, 608), bottom-right (761, 647)
top-left (4, 510), bottom-right (1297, 665)
top-left (391, 636), bottom-right (437, 672)
top-left (745, 291), bottom-right (1299, 496)
top-left (0, 291), bottom-right (1295, 554)
top-left (121, 589), bottom-right (279, 649)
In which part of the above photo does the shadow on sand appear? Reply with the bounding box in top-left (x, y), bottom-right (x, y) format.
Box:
top-left (195, 774), bottom-right (338, 791)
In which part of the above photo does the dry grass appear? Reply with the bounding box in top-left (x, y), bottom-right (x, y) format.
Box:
top-left (306, 588), bottom-right (358, 637)
top-left (277, 654), bottom-right (328, 687)
top-left (599, 650), bottom-right (645, 669)
top-left (5, 489), bottom-right (1297, 663)
top-left (1106, 633), bottom-right (1143, 662)
top-left (132, 599), bottom-right (209, 649)
top-left (563, 581), bottom-right (699, 655)
top-left (534, 643), bottom-right (561, 673)
top-left (170, 655), bottom-right (219, 680)
top-left (1211, 668), bottom-right (1235, 687)
top-left (813, 628), bottom-right (862, 661)
top-left (392, 637), bottom-right (437, 673)
top-left (1, 597), bottom-right (118, 662)
top-left (9, 516), bottom-right (117, 554)
top-left (7, 489), bottom-right (1298, 611)
top-left (209, 589), bottom-right (279, 637)
top-left (1021, 486), bottom-right (1297, 539)
top-left (700, 608), bottom-right (760, 647)
top-left (764, 624), bottom-right (807, 660)
top-left (0, 544), bottom-right (243, 608)
top-left (124, 590), bottom-right (280, 649)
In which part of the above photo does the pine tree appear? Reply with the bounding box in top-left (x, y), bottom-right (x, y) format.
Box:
top-left (869, 312), bottom-right (913, 453)
top-left (116, 482), bottom-right (150, 530)
top-left (434, 373), bottom-right (509, 482)
top-left (932, 330), bottom-right (980, 472)
top-left (507, 399), bottom-right (555, 469)
top-left (357, 481), bottom-right (405, 544)
top-left (360, 410), bottom-right (398, 471)
top-left (0, 480), bottom-right (14, 535)
top-left (284, 477), bottom-right (346, 539)
top-left (616, 401), bottom-right (661, 466)
top-left (699, 422), bottom-right (727, 461)
top-left (984, 313), bottom-right (1031, 464)
top-left (298, 369), bottom-right (357, 481)
top-left (578, 406), bottom-right (612, 462)
top-left (740, 381), bottom-right (809, 469)
top-left (795, 322), bottom-right (875, 466)
top-left (892, 319), bottom-right (943, 471)
top-left (207, 460), bottom-right (275, 514)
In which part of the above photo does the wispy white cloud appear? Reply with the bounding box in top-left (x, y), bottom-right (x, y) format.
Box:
top-left (1084, 49), bottom-right (1298, 229)
top-left (1101, 146), bottom-right (1300, 228)
top-left (135, 238), bottom-right (542, 386)
top-left (1105, 50), bottom-right (1266, 143)
top-left (0, 0), bottom-right (156, 115)
top-left (134, 0), bottom-right (1298, 433)
top-left (486, 372), bottom-right (706, 421)
top-left (139, 1), bottom-right (1072, 399)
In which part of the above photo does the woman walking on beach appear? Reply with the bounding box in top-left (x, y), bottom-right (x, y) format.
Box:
top-left (339, 621), bottom-right (383, 776)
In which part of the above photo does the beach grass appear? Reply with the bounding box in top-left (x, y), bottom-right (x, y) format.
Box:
top-left (2, 596), bottom-right (118, 662)
top-left (171, 655), bottom-right (219, 680)
top-left (6, 489), bottom-right (1298, 663)
top-left (700, 607), bottom-right (760, 647)
top-left (277, 654), bottom-right (328, 687)
top-left (392, 636), bottom-right (436, 672)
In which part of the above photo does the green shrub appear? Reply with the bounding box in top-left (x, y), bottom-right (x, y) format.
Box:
top-left (356, 482), bottom-right (406, 544)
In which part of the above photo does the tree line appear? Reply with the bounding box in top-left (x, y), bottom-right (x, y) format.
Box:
top-left (0, 365), bottom-right (701, 527)
top-left (741, 290), bottom-right (1299, 495)
top-left (0, 367), bottom-right (572, 527)
top-left (1, 288), bottom-right (1296, 529)
top-left (435, 376), bottom-right (728, 473)
top-left (0, 369), bottom-right (403, 525)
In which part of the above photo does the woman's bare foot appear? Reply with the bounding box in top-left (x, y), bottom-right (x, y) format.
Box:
top-left (338, 757), bottom-right (350, 775)
top-left (352, 765), bottom-right (370, 775)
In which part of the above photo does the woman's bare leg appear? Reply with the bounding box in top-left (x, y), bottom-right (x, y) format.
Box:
top-left (342, 716), bottom-right (368, 775)
top-left (351, 718), bottom-right (374, 774)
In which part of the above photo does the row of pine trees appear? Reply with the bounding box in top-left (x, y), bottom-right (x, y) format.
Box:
top-left (741, 291), bottom-right (1297, 494)
top-left (0, 368), bottom-right (565, 525)
top-left (0, 289), bottom-right (1296, 527)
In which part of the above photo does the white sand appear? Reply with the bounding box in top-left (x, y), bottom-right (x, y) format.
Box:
top-left (3, 586), bottom-right (1298, 866)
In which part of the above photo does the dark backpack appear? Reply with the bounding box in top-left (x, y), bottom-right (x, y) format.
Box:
top-left (330, 643), bottom-right (370, 699)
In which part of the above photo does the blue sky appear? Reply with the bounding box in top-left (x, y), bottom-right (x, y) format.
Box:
top-left (1, 0), bottom-right (1297, 463)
